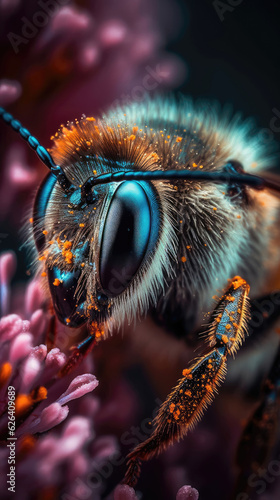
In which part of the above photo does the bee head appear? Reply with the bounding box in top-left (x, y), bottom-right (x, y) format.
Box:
top-left (1, 99), bottom-right (280, 335)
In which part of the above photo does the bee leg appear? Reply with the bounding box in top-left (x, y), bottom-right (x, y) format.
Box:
top-left (59, 333), bottom-right (97, 376)
top-left (123, 276), bottom-right (251, 487)
top-left (234, 341), bottom-right (280, 499)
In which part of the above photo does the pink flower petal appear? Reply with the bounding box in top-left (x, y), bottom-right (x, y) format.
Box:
top-left (29, 309), bottom-right (47, 340)
top-left (51, 6), bottom-right (91, 32)
top-left (9, 332), bottom-right (33, 362)
top-left (19, 345), bottom-right (47, 393)
top-left (0, 79), bottom-right (21, 106)
top-left (176, 486), bottom-right (199, 500)
top-left (0, 252), bottom-right (16, 315)
top-left (99, 20), bottom-right (128, 48)
top-left (0, 251), bottom-right (16, 284)
top-left (0, 314), bottom-right (29, 341)
top-left (45, 348), bottom-right (66, 368)
top-left (39, 348), bottom-right (67, 384)
top-left (46, 417), bottom-right (91, 461)
top-left (30, 402), bottom-right (69, 434)
top-left (25, 280), bottom-right (45, 317)
top-left (78, 43), bottom-right (100, 71)
top-left (114, 484), bottom-right (138, 500)
top-left (57, 374), bottom-right (98, 406)
top-left (67, 453), bottom-right (89, 479)
top-left (91, 435), bottom-right (118, 461)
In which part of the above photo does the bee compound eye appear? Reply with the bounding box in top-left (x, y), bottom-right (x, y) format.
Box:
top-left (48, 267), bottom-right (87, 327)
top-left (99, 181), bottom-right (152, 297)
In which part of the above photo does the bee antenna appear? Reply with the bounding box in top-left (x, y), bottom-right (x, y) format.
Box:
top-left (0, 107), bottom-right (73, 193)
top-left (81, 168), bottom-right (276, 203)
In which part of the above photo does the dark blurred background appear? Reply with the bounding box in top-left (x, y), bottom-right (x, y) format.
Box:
top-left (171, 0), bottom-right (280, 124)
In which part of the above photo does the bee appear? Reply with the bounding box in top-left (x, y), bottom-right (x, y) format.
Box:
top-left (1, 97), bottom-right (280, 493)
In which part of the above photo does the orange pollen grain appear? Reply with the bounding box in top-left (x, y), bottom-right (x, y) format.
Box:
top-left (29, 217), bottom-right (33, 223)
top-left (0, 362), bottom-right (12, 385)
top-left (41, 272), bottom-right (47, 277)
top-left (225, 324), bottom-right (231, 330)
top-left (128, 134), bottom-right (136, 141)
top-left (18, 434), bottom-right (37, 454)
top-left (63, 250), bottom-right (73, 264)
top-left (66, 318), bottom-right (71, 324)
top-left (63, 240), bottom-right (72, 249)
top-left (213, 207), bottom-right (217, 211)
top-left (42, 230), bottom-right (48, 235)
top-left (151, 152), bottom-right (159, 160)
top-left (79, 223), bottom-right (85, 228)
top-left (53, 278), bottom-right (62, 286)
top-left (35, 386), bottom-right (48, 401)
top-left (222, 335), bottom-right (229, 344)
top-left (182, 368), bottom-right (191, 376)
top-left (231, 276), bottom-right (248, 290)
top-left (132, 126), bottom-right (138, 134)
top-left (15, 395), bottom-right (32, 415)
top-left (226, 295), bottom-right (235, 302)
top-left (169, 403), bottom-right (176, 413)
top-left (181, 256), bottom-right (187, 263)
top-left (86, 116), bottom-right (95, 122)
top-left (176, 136), bottom-right (183, 142)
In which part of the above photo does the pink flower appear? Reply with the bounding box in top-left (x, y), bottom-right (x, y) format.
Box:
top-left (113, 484), bottom-right (199, 500)
top-left (0, 253), bottom-right (119, 499)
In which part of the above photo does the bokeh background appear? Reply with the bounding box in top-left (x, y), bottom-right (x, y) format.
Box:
top-left (0, 1), bottom-right (280, 500)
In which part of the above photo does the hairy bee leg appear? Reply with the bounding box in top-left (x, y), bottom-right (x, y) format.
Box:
top-left (234, 342), bottom-right (280, 499)
top-left (123, 276), bottom-right (250, 488)
top-left (59, 333), bottom-right (97, 376)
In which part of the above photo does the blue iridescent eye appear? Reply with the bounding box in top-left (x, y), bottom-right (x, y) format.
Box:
top-left (99, 181), bottom-right (156, 297)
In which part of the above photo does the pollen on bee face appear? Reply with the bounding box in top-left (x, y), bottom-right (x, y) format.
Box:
top-left (53, 278), bottom-right (62, 286)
